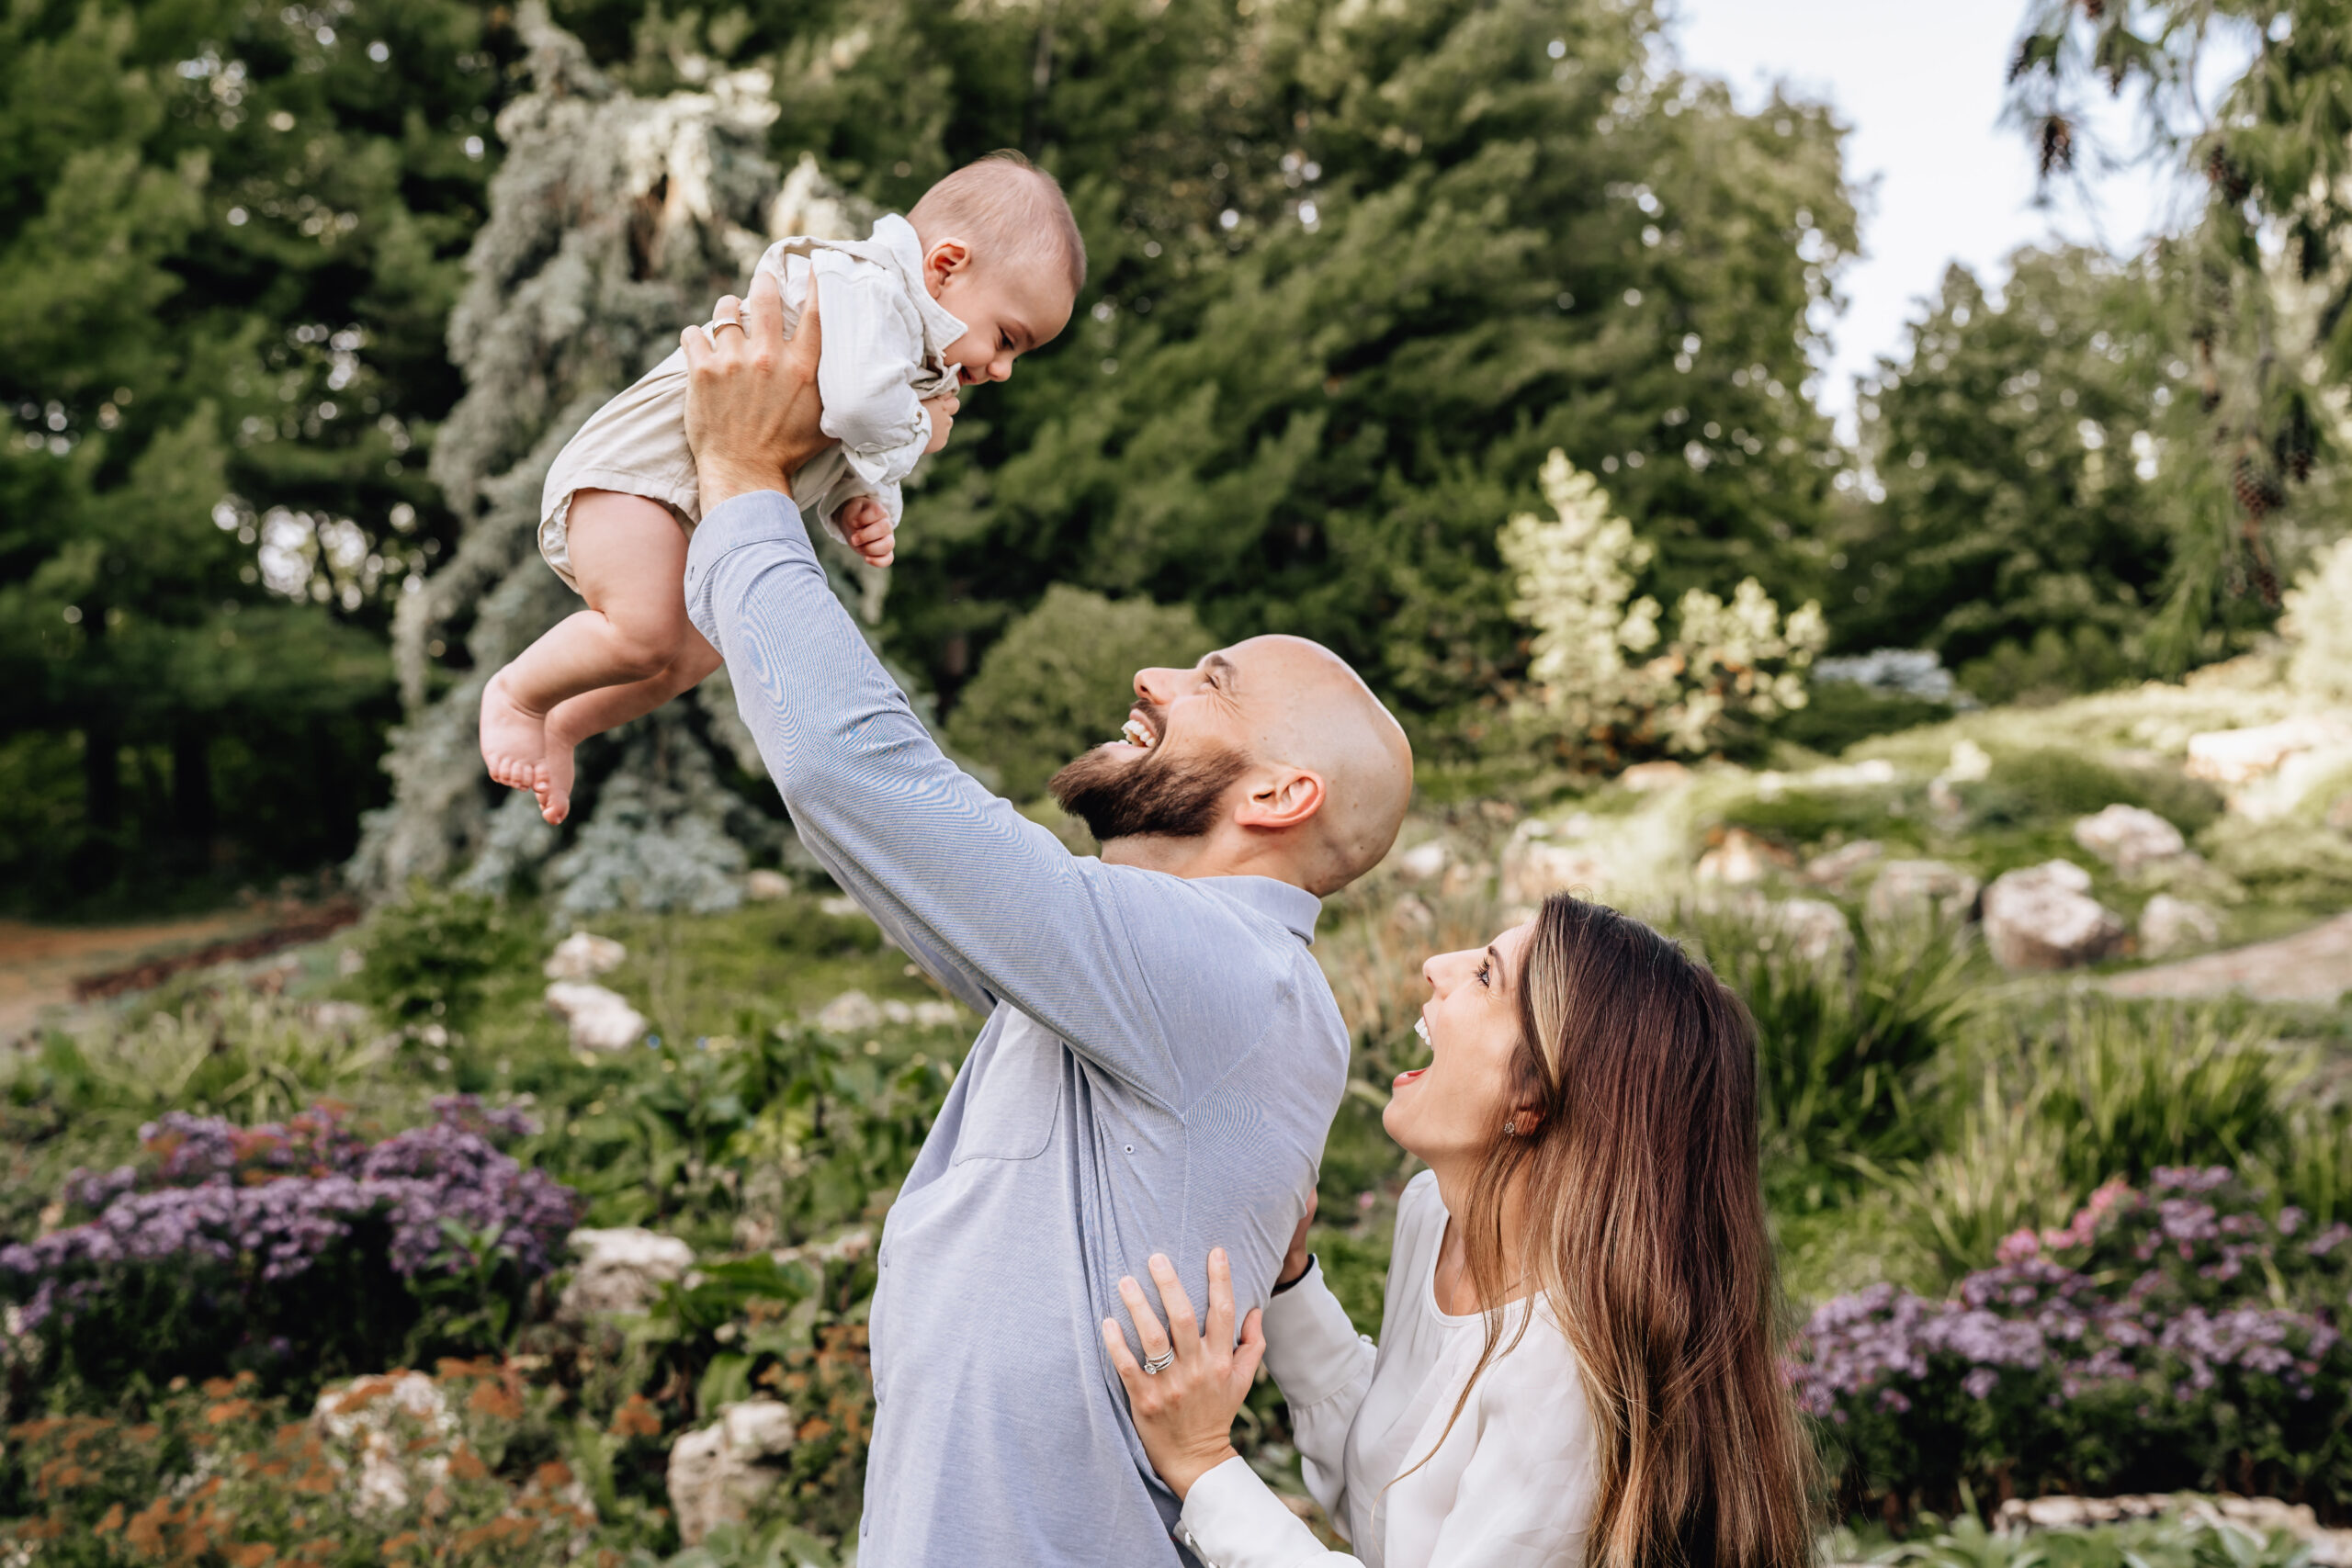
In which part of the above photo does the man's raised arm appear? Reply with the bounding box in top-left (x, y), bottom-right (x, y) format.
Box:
top-left (675, 278), bottom-right (1272, 1103)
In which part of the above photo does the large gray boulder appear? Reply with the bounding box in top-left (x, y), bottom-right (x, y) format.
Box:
top-left (2138, 894), bottom-right (2222, 958)
top-left (1864, 860), bottom-right (1982, 925)
top-left (544, 981), bottom-right (648, 1052)
top-left (544, 930), bottom-right (627, 979)
top-left (560, 1226), bottom-right (695, 1319)
top-left (667, 1399), bottom-right (797, 1546)
top-left (1983, 861), bottom-right (2127, 971)
top-left (2071, 805), bottom-right (2188, 876)
top-left (1765, 897), bottom-right (1855, 971)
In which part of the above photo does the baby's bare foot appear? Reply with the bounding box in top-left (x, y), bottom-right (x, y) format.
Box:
top-left (480, 670), bottom-right (549, 795)
top-left (535, 731), bottom-right (579, 827)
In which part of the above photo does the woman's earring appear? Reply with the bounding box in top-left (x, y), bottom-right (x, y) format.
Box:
top-left (1501, 1117), bottom-right (1517, 1137)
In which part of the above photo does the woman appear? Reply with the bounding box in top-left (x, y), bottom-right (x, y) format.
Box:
top-left (1100, 893), bottom-right (1816, 1568)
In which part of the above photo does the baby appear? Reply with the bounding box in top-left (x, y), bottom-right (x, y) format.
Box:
top-left (481, 152), bottom-right (1085, 824)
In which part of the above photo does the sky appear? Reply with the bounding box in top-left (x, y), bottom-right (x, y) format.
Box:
top-left (1667, 0), bottom-right (2208, 429)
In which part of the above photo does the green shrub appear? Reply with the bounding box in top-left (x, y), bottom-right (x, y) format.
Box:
top-left (944, 586), bottom-right (1217, 803)
top-left (2199, 813), bottom-right (2352, 904)
top-left (352, 885), bottom-right (537, 1034)
top-left (1772, 682), bottom-right (1956, 757)
top-left (1723, 784), bottom-right (1911, 848)
top-left (1958, 626), bottom-right (2132, 707)
top-left (37, 993), bottom-right (398, 1127)
top-left (1866, 1066), bottom-right (2074, 1284)
top-left (1962, 748), bottom-right (2223, 835)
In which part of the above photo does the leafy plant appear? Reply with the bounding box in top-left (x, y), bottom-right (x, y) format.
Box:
top-left (1678, 902), bottom-right (1978, 1199)
top-left (2031, 1001), bottom-right (2296, 1193)
top-left (44, 993), bottom-right (397, 1128)
top-left (1834, 1510), bottom-right (2316, 1568)
top-left (546, 1026), bottom-right (955, 1251)
top-left (1863, 1066), bottom-right (2075, 1286)
top-left (1878, 1000), bottom-right (2324, 1282)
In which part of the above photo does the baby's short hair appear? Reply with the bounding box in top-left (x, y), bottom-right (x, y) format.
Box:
top-left (909, 151), bottom-right (1087, 297)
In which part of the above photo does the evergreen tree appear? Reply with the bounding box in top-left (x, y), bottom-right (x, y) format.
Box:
top-left (0, 0), bottom-right (514, 903)
top-left (850, 0), bottom-right (1860, 750)
top-left (2008, 0), bottom-right (2352, 653)
top-left (1847, 250), bottom-right (2177, 697)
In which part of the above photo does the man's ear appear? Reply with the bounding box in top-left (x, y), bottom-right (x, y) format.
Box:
top-left (1234, 768), bottom-right (1325, 832)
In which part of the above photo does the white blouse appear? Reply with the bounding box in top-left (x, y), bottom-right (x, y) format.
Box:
top-left (1175, 1172), bottom-right (1598, 1568)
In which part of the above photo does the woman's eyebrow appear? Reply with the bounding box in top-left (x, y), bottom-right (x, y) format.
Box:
top-left (1487, 943), bottom-right (1509, 988)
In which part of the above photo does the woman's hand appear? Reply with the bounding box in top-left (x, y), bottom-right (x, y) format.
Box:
top-left (1102, 1247), bottom-right (1265, 1501)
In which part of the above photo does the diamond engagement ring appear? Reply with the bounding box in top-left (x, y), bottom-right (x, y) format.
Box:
top-left (1142, 1348), bottom-right (1176, 1375)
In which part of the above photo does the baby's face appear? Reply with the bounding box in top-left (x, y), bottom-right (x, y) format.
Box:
top-left (922, 240), bottom-right (1076, 389)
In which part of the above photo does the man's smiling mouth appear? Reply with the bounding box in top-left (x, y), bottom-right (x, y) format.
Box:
top-left (1118, 707), bottom-right (1160, 749)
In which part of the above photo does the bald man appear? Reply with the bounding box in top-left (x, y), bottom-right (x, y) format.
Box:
top-left (675, 273), bottom-right (1411, 1566)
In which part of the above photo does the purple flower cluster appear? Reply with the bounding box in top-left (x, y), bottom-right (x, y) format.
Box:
top-left (1792, 1168), bottom-right (2349, 1424)
top-left (2, 1098), bottom-right (576, 1334)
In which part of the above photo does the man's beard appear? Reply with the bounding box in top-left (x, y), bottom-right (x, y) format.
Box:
top-left (1047, 737), bottom-right (1250, 843)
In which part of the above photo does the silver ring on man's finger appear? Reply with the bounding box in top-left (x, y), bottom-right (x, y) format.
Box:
top-left (1142, 1348), bottom-right (1176, 1375)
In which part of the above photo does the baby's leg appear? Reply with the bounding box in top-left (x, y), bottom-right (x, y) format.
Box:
top-left (537, 632), bottom-right (723, 824)
top-left (480, 490), bottom-right (695, 822)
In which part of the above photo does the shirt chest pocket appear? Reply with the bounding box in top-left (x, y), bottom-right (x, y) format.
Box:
top-left (951, 1014), bottom-right (1065, 1164)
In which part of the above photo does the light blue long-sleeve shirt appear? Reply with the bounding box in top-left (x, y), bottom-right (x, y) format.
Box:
top-left (683, 491), bottom-right (1351, 1566)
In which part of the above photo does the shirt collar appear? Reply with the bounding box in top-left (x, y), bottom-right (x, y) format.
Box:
top-left (867, 213), bottom-right (968, 392)
top-left (1195, 875), bottom-right (1324, 945)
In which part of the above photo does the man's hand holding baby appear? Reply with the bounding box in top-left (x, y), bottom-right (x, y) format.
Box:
top-left (681, 271), bottom-right (836, 509)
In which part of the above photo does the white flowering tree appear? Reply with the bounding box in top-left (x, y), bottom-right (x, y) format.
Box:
top-left (2283, 537), bottom-right (2352, 703)
top-left (1498, 449), bottom-right (1826, 761)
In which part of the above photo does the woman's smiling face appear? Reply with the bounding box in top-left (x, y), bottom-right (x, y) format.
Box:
top-left (1383, 921), bottom-right (1536, 1170)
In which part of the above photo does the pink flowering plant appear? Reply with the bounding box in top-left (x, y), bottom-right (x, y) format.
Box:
top-left (1, 1098), bottom-right (578, 1406)
top-left (1791, 1168), bottom-right (2352, 1517)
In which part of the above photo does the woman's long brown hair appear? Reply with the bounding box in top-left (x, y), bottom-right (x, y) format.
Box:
top-left (1423, 892), bottom-right (1816, 1568)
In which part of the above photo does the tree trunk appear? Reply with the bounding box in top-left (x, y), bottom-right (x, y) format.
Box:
top-left (173, 723), bottom-right (215, 848)
top-left (82, 598), bottom-right (121, 834)
top-left (83, 721), bottom-right (121, 832)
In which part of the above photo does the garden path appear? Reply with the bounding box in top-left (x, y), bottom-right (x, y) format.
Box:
top-left (0, 909), bottom-right (277, 1042)
top-left (2105, 911), bottom-right (2352, 1004)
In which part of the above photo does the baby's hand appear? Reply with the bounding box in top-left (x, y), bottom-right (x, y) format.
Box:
top-left (839, 495), bottom-right (896, 568)
top-left (921, 390), bottom-right (959, 455)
